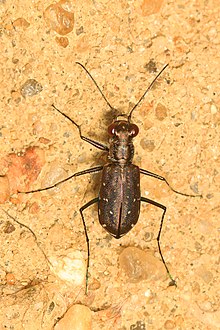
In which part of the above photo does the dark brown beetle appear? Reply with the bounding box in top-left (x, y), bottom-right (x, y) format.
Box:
top-left (21, 62), bottom-right (201, 293)
top-left (99, 119), bottom-right (141, 238)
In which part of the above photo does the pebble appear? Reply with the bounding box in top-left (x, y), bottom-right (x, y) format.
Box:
top-left (145, 59), bottom-right (157, 73)
top-left (28, 201), bottom-right (40, 214)
top-left (144, 231), bottom-right (154, 242)
top-left (210, 103), bottom-right (218, 114)
top-left (140, 138), bottom-right (155, 151)
top-left (38, 137), bottom-right (51, 145)
top-left (49, 250), bottom-right (86, 286)
top-left (13, 17), bottom-right (30, 30)
top-left (5, 273), bottom-right (16, 285)
top-left (164, 319), bottom-right (176, 329)
top-left (198, 300), bottom-right (213, 313)
top-left (40, 163), bottom-right (68, 194)
top-left (155, 103), bottom-right (168, 121)
top-left (119, 246), bottom-right (167, 283)
top-left (130, 320), bottom-right (146, 330)
top-left (88, 278), bottom-right (101, 291)
top-left (20, 79), bottom-right (43, 97)
top-left (55, 36), bottom-right (69, 48)
top-left (143, 118), bottom-right (154, 130)
top-left (0, 175), bottom-right (10, 203)
top-left (141, 0), bottom-right (164, 16)
top-left (196, 265), bottom-right (213, 284)
top-left (54, 304), bottom-right (92, 330)
top-left (3, 221), bottom-right (15, 234)
top-left (175, 315), bottom-right (184, 326)
top-left (44, 0), bottom-right (74, 36)
top-left (191, 281), bottom-right (200, 295)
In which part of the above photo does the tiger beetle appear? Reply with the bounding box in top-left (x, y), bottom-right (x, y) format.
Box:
top-left (20, 62), bottom-right (202, 293)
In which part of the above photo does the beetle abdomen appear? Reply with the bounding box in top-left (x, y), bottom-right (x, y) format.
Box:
top-left (98, 164), bottom-right (141, 238)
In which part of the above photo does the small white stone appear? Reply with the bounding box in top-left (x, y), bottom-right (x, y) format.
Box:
top-left (210, 103), bottom-right (218, 114)
top-left (144, 289), bottom-right (151, 297)
top-left (49, 250), bottom-right (86, 286)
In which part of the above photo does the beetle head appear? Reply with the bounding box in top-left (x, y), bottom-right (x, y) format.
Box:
top-left (107, 119), bottom-right (139, 138)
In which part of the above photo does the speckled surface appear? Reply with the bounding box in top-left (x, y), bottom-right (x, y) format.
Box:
top-left (0, 0), bottom-right (219, 329)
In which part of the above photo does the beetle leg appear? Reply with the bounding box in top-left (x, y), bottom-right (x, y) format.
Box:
top-left (141, 196), bottom-right (176, 287)
top-left (140, 168), bottom-right (202, 198)
top-left (80, 197), bottom-right (99, 294)
top-left (52, 104), bottom-right (109, 151)
top-left (19, 166), bottom-right (103, 194)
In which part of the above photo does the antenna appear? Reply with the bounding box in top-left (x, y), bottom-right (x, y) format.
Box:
top-left (76, 62), bottom-right (169, 122)
top-left (76, 62), bottom-right (117, 112)
top-left (128, 64), bottom-right (169, 121)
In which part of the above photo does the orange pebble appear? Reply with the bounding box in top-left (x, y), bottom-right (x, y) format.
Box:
top-left (6, 273), bottom-right (16, 285)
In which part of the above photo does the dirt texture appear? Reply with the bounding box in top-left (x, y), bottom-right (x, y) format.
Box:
top-left (0, 0), bottom-right (219, 329)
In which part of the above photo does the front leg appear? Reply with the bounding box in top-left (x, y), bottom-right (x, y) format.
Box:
top-left (52, 105), bottom-right (109, 151)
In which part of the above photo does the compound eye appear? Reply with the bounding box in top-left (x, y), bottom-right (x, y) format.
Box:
top-left (129, 124), bottom-right (139, 137)
top-left (108, 123), bottom-right (117, 136)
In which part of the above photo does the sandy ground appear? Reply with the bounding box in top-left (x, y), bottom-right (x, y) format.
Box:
top-left (0, 0), bottom-right (219, 329)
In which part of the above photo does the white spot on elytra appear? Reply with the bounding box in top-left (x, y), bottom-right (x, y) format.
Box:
top-left (109, 211), bottom-right (113, 215)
